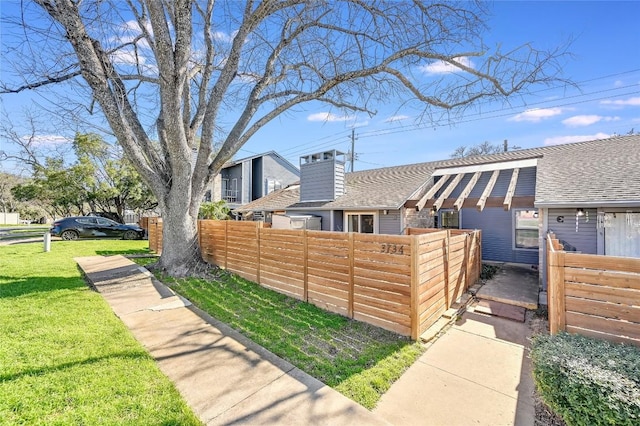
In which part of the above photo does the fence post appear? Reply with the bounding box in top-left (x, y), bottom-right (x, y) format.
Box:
top-left (411, 235), bottom-right (419, 340)
top-left (256, 222), bottom-right (262, 284)
top-left (548, 249), bottom-right (566, 334)
top-left (348, 233), bottom-right (355, 319)
top-left (444, 230), bottom-right (450, 309)
top-left (224, 220), bottom-right (228, 269)
top-left (303, 229), bottom-right (308, 302)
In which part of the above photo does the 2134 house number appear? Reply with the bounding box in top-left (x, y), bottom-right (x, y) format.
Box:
top-left (380, 243), bottom-right (404, 255)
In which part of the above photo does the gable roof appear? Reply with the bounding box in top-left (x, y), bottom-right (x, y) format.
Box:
top-left (222, 150), bottom-right (300, 176)
top-left (236, 135), bottom-right (640, 212)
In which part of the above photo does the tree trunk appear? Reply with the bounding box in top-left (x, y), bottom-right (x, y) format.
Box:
top-left (156, 197), bottom-right (202, 277)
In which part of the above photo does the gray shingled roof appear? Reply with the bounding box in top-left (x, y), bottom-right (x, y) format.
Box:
top-left (236, 135), bottom-right (640, 212)
top-left (534, 135), bottom-right (640, 206)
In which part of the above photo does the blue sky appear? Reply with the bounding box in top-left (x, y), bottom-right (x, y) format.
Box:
top-left (1, 1), bottom-right (639, 174)
top-left (240, 1), bottom-right (640, 169)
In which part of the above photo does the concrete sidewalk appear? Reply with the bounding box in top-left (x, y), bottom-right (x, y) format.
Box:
top-left (76, 255), bottom-right (387, 426)
top-left (374, 309), bottom-right (535, 425)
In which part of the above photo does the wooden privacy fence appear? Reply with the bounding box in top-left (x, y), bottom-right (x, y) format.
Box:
top-left (547, 234), bottom-right (640, 346)
top-left (149, 219), bottom-right (481, 339)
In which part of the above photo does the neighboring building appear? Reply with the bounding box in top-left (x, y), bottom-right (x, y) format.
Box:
top-left (236, 136), bottom-right (640, 289)
top-left (208, 151), bottom-right (300, 211)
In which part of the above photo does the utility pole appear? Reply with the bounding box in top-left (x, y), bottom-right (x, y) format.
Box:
top-left (349, 129), bottom-right (357, 172)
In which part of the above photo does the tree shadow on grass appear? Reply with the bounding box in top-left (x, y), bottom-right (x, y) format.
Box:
top-left (0, 350), bottom-right (150, 382)
top-left (95, 248), bottom-right (155, 256)
top-left (0, 276), bottom-right (87, 299)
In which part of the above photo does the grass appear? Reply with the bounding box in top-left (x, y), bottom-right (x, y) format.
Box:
top-left (138, 260), bottom-right (424, 409)
top-left (0, 240), bottom-right (201, 425)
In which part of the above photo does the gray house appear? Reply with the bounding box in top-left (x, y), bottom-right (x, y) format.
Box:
top-left (237, 135), bottom-right (640, 288)
top-left (208, 151), bottom-right (299, 210)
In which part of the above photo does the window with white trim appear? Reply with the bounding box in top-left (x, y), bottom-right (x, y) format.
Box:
top-left (514, 209), bottom-right (539, 249)
top-left (346, 212), bottom-right (376, 233)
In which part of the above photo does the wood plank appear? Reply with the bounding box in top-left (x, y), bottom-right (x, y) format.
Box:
top-left (354, 268), bottom-right (412, 287)
top-left (566, 311), bottom-right (640, 340)
top-left (353, 276), bottom-right (411, 295)
top-left (564, 253), bottom-right (640, 274)
top-left (454, 171), bottom-right (481, 211)
top-left (353, 259), bottom-right (411, 275)
top-left (353, 311), bottom-right (411, 336)
top-left (565, 282), bottom-right (640, 305)
top-left (565, 325), bottom-right (640, 347)
top-left (503, 168), bottom-right (520, 211)
top-left (307, 283), bottom-right (349, 301)
top-left (476, 170), bottom-right (500, 212)
top-left (354, 302), bottom-right (411, 326)
top-left (434, 173), bottom-right (464, 211)
top-left (307, 264), bottom-right (350, 280)
top-left (566, 296), bottom-right (640, 323)
top-left (416, 174), bottom-right (451, 211)
top-left (548, 250), bottom-right (566, 333)
top-left (357, 285), bottom-right (411, 305)
top-left (308, 290), bottom-right (349, 309)
top-left (564, 267), bottom-right (640, 290)
top-left (354, 293), bottom-right (411, 315)
top-left (307, 273), bottom-right (349, 290)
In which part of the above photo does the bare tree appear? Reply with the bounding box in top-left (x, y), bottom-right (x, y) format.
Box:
top-left (1, 0), bottom-right (568, 276)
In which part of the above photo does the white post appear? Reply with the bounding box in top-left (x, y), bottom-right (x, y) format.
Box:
top-left (43, 231), bottom-right (51, 252)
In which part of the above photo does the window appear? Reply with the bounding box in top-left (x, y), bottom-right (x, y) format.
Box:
top-left (514, 209), bottom-right (539, 249)
top-left (346, 213), bottom-right (376, 233)
top-left (440, 210), bottom-right (459, 229)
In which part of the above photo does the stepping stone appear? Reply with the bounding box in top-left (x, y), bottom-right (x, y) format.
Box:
top-left (474, 300), bottom-right (526, 322)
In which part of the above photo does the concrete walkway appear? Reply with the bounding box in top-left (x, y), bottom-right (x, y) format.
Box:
top-left (76, 255), bottom-right (387, 426)
top-left (76, 255), bottom-right (536, 426)
top-left (374, 309), bottom-right (535, 425)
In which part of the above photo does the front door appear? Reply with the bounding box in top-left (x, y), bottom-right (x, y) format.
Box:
top-left (604, 212), bottom-right (640, 257)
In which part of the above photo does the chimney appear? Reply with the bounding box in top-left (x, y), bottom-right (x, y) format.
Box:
top-left (503, 139), bottom-right (508, 152)
top-left (299, 150), bottom-right (346, 202)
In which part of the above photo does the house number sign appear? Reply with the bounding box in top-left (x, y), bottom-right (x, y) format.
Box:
top-left (380, 243), bottom-right (404, 255)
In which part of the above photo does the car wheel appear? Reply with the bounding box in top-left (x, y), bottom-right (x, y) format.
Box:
top-left (123, 230), bottom-right (139, 240)
top-left (61, 230), bottom-right (79, 241)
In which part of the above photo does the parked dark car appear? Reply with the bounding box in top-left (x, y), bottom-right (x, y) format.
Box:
top-left (50, 216), bottom-right (145, 240)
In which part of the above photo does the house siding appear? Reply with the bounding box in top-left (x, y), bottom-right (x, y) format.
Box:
top-left (262, 155), bottom-right (300, 197)
top-left (300, 160), bottom-right (344, 202)
top-left (462, 207), bottom-right (539, 265)
top-left (547, 208), bottom-right (598, 254)
top-left (379, 210), bottom-right (402, 235)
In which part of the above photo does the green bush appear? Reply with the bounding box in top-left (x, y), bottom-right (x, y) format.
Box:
top-left (480, 263), bottom-right (499, 280)
top-left (199, 200), bottom-right (230, 220)
top-left (531, 332), bottom-right (640, 426)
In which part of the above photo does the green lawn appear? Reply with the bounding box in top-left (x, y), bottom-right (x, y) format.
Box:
top-left (0, 241), bottom-right (201, 425)
top-left (137, 259), bottom-right (424, 410)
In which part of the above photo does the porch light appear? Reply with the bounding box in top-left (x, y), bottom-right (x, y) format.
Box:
top-left (576, 208), bottom-right (585, 217)
top-left (430, 206), bottom-right (438, 216)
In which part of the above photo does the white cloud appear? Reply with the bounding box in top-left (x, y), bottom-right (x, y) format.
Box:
top-left (384, 115), bottom-right (410, 123)
top-left (543, 132), bottom-right (610, 146)
top-left (307, 112), bottom-right (355, 123)
top-left (561, 115), bottom-right (620, 127)
top-left (22, 135), bottom-right (72, 146)
top-left (419, 57), bottom-right (474, 75)
top-left (509, 108), bottom-right (564, 122)
top-left (600, 97), bottom-right (640, 106)
top-left (110, 50), bottom-right (146, 65)
top-left (213, 31), bottom-right (238, 43)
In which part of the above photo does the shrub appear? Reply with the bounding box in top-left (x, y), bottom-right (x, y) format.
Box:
top-left (531, 332), bottom-right (640, 426)
top-left (480, 263), bottom-right (499, 280)
top-left (199, 200), bottom-right (230, 220)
